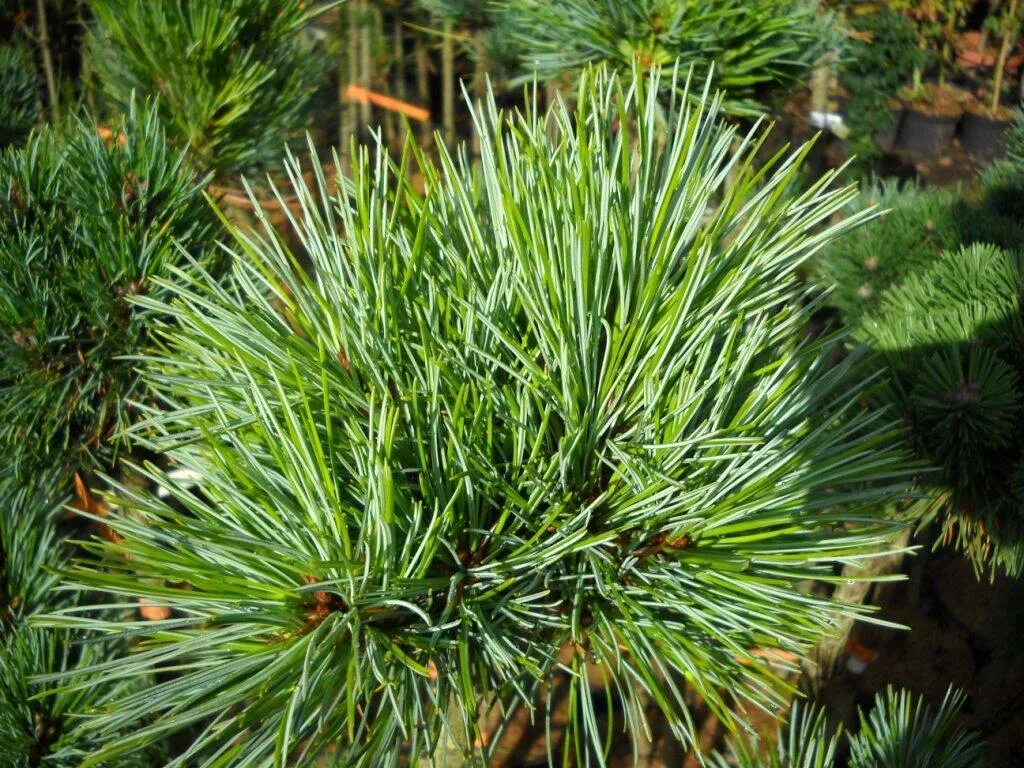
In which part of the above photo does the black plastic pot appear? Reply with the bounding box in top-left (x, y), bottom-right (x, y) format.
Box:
top-left (875, 105), bottom-right (905, 154)
top-left (894, 108), bottom-right (961, 158)
top-left (959, 110), bottom-right (1010, 161)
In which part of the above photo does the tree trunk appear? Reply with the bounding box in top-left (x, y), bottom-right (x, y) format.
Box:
top-left (419, 695), bottom-right (481, 768)
top-left (801, 527), bottom-right (912, 694)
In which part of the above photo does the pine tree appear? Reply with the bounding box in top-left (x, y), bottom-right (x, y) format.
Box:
top-left (816, 119), bottom-right (1024, 326)
top-left (813, 179), bottom-right (962, 324)
top-left (1, 100), bottom-right (225, 765)
top-left (815, 120), bottom-right (1024, 577)
top-left (0, 101), bottom-right (221, 479)
top-left (0, 469), bottom-right (165, 766)
top-left (499, 0), bottom-right (836, 116)
top-left (710, 688), bottom-right (985, 768)
top-left (37, 65), bottom-right (915, 766)
top-left (860, 244), bottom-right (1024, 576)
top-left (86, 0), bottom-right (331, 178)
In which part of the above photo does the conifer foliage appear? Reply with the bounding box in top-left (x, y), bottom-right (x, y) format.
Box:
top-left (0, 102), bottom-right (219, 478)
top-left (1, 101), bottom-right (220, 765)
top-left (816, 116), bottom-right (1024, 577)
top-left (711, 688), bottom-right (986, 768)
top-left (0, 41), bottom-right (40, 149)
top-left (860, 244), bottom-right (1024, 576)
top-left (814, 180), bottom-right (961, 324)
top-left (816, 118), bottom-right (1024, 326)
top-left (87, 0), bottom-right (330, 178)
top-left (41, 67), bottom-right (914, 766)
top-left (500, 0), bottom-right (834, 116)
top-left (0, 471), bottom-right (164, 767)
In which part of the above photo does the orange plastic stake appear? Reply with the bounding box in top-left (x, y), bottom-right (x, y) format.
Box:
top-left (344, 84), bottom-right (431, 123)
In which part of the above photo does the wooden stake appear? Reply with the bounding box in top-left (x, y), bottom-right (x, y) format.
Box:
top-left (991, 0), bottom-right (1019, 114)
top-left (77, 0), bottom-right (95, 114)
top-left (36, 0), bottom-right (59, 121)
top-left (342, 3), bottom-right (360, 167)
top-left (358, 0), bottom-right (372, 130)
top-left (470, 31), bottom-right (487, 159)
top-left (441, 19), bottom-right (456, 148)
top-left (338, 7), bottom-right (349, 163)
top-left (415, 31), bottom-right (431, 148)
top-left (394, 12), bottom-right (407, 147)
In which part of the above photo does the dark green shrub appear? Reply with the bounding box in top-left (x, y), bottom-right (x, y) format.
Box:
top-left (87, 0), bottom-right (329, 178)
top-left (814, 180), bottom-right (961, 323)
top-left (817, 141), bottom-right (1024, 327)
top-left (0, 42), bottom-right (40, 148)
top-left (0, 103), bottom-right (220, 478)
top-left (815, 123), bottom-right (1024, 576)
top-left (975, 108), bottom-right (1024, 225)
top-left (860, 244), bottom-right (1024, 576)
top-left (500, 0), bottom-right (836, 116)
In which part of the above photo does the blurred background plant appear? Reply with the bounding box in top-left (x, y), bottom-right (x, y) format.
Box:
top-left (0, 40), bottom-right (40, 148)
top-left (499, 0), bottom-right (837, 117)
top-left (891, 0), bottom-right (972, 90)
top-left (86, 0), bottom-right (333, 179)
top-left (835, 3), bottom-right (928, 164)
top-left (977, 0), bottom-right (1023, 115)
top-left (816, 110), bottom-right (1024, 579)
top-left (858, 243), bottom-right (1024, 577)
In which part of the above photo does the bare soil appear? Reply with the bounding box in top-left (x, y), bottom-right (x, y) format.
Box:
top-left (821, 549), bottom-right (1024, 768)
top-left (899, 82), bottom-right (972, 118)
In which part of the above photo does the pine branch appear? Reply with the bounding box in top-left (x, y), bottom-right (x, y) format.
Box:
top-left (1, 467), bottom-right (165, 767)
top-left (857, 244), bottom-right (1024, 577)
top-left (0, 41), bottom-right (41, 148)
top-left (709, 687), bottom-right (985, 768)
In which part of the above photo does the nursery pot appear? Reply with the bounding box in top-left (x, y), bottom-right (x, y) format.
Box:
top-left (874, 101), bottom-right (905, 154)
top-left (894, 108), bottom-right (961, 158)
top-left (893, 83), bottom-right (968, 159)
top-left (959, 107), bottom-right (1012, 162)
